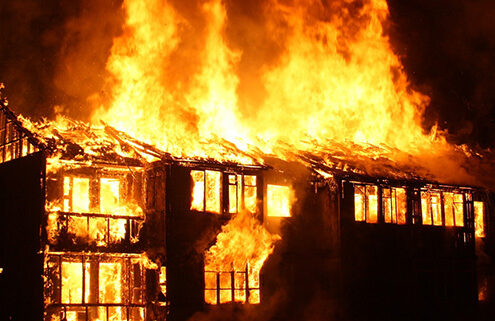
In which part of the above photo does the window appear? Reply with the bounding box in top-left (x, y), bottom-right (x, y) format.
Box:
top-left (44, 255), bottom-right (145, 321)
top-left (421, 191), bottom-right (442, 226)
top-left (382, 187), bottom-right (407, 224)
top-left (266, 184), bottom-right (291, 217)
top-left (204, 265), bottom-right (260, 305)
top-left (52, 175), bottom-right (142, 246)
top-left (0, 112), bottom-right (37, 164)
top-left (100, 178), bottom-right (120, 214)
top-left (191, 170), bottom-right (221, 213)
top-left (63, 177), bottom-right (90, 213)
top-left (227, 174), bottom-right (257, 214)
top-left (158, 266), bottom-right (167, 306)
top-left (474, 201), bottom-right (485, 237)
top-left (421, 191), bottom-right (465, 227)
top-left (443, 192), bottom-right (464, 227)
top-left (354, 185), bottom-right (378, 223)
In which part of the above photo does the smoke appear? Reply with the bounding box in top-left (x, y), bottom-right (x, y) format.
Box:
top-left (0, 0), bottom-right (123, 120)
top-left (387, 0), bottom-right (495, 149)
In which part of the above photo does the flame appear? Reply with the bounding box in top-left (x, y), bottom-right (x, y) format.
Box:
top-left (79, 0), bottom-right (476, 186)
top-left (474, 201), bottom-right (485, 238)
top-left (266, 184), bottom-right (292, 217)
top-left (204, 210), bottom-right (280, 304)
top-left (46, 174), bottom-right (144, 246)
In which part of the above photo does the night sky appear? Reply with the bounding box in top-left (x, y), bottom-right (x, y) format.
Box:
top-left (0, 0), bottom-right (494, 149)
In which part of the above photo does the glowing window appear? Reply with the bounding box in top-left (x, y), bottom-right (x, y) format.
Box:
top-left (46, 256), bottom-right (145, 321)
top-left (354, 185), bottom-right (378, 223)
top-left (421, 191), bottom-right (442, 226)
top-left (190, 170), bottom-right (222, 213)
top-left (204, 265), bottom-right (260, 305)
top-left (99, 262), bottom-right (122, 303)
top-left (100, 178), bottom-right (120, 214)
top-left (227, 174), bottom-right (257, 214)
top-left (159, 266), bottom-right (167, 305)
top-left (267, 184), bottom-right (291, 217)
top-left (443, 192), bottom-right (464, 227)
top-left (382, 187), bottom-right (407, 224)
top-left (474, 201), bottom-right (485, 238)
top-left (61, 261), bottom-right (90, 304)
top-left (63, 177), bottom-right (90, 213)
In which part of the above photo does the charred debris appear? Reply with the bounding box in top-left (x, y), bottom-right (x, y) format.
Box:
top-left (0, 101), bottom-right (494, 321)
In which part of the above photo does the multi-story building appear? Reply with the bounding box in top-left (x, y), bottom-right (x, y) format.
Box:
top-left (0, 102), bottom-right (492, 321)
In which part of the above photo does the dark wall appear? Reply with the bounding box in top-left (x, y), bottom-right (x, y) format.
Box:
top-left (0, 152), bottom-right (45, 321)
top-left (340, 182), bottom-right (477, 321)
top-left (165, 164), bottom-right (231, 321)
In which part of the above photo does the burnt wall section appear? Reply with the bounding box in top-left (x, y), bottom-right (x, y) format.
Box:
top-left (477, 191), bottom-right (495, 321)
top-left (0, 152), bottom-right (45, 321)
top-left (164, 163), bottom-right (264, 321)
top-left (261, 162), bottom-right (344, 321)
top-left (45, 164), bottom-right (145, 253)
top-left (340, 181), bottom-right (477, 321)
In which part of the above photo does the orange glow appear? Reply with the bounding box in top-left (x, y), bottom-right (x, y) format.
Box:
top-left (204, 211), bottom-right (280, 304)
top-left (100, 177), bottom-right (120, 214)
top-left (46, 174), bottom-right (143, 246)
top-left (66, 177), bottom-right (90, 213)
top-left (421, 191), bottom-right (442, 226)
top-left (453, 193), bottom-right (464, 227)
top-left (74, 0), bottom-right (476, 188)
top-left (206, 171), bottom-right (222, 213)
top-left (354, 185), bottom-right (377, 223)
top-left (244, 176), bottom-right (257, 213)
top-left (99, 262), bottom-right (122, 304)
top-left (474, 201), bottom-right (485, 238)
top-left (191, 170), bottom-right (221, 213)
top-left (61, 261), bottom-right (89, 304)
top-left (383, 187), bottom-right (407, 224)
top-left (191, 170), bottom-right (205, 211)
top-left (267, 185), bottom-right (291, 218)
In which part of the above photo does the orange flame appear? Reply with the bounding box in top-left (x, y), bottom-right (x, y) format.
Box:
top-left (84, 0), bottom-right (473, 185)
top-left (204, 210), bottom-right (280, 304)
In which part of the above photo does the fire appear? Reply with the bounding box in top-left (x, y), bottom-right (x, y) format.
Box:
top-left (266, 184), bottom-right (292, 217)
top-left (83, 0), bottom-right (475, 186)
top-left (474, 201), bottom-right (485, 238)
top-left (204, 210), bottom-right (280, 304)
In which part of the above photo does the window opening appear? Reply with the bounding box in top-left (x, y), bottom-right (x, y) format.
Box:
top-left (382, 187), bottom-right (407, 224)
top-left (100, 178), bottom-right (120, 214)
top-left (443, 192), bottom-right (464, 227)
top-left (421, 191), bottom-right (442, 226)
top-left (354, 185), bottom-right (378, 223)
top-left (474, 201), bottom-right (485, 237)
top-left (266, 184), bottom-right (291, 217)
top-left (191, 170), bottom-right (221, 214)
top-left (63, 177), bottom-right (90, 213)
top-left (227, 174), bottom-right (258, 214)
top-left (205, 264), bottom-right (260, 305)
top-left (45, 255), bottom-right (145, 321)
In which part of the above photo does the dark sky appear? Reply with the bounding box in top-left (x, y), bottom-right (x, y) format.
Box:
top-left (0, 0), bottom-right (494, 149)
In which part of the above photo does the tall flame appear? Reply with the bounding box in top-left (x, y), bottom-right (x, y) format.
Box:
top-left (92, 0), bottom-right (447, 161)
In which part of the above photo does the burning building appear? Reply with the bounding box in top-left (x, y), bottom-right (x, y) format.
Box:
top-left (0, 98), bottom-right (493, 321)
top-left (1, 0), bottom-right (495, 321)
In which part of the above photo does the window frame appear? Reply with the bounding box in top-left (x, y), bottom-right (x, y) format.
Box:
top-left (353, 184), bottom-right (379, 223)
top-left (204, 264), bottom-right (260, 305)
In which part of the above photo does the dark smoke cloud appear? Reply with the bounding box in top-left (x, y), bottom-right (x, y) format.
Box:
top-left (0, 0), bottom-right (494, 149)
top-left (0, 0), bottom-right (123, 120)
top-left (387, 0), bottom-right (495, 148)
